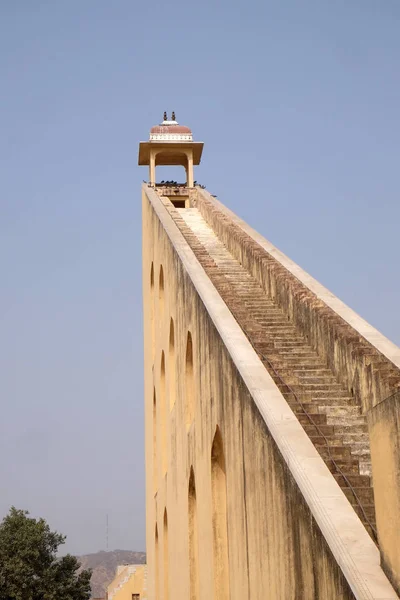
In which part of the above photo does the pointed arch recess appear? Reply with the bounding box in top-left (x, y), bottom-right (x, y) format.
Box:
top-left (150, 262), bottom-right (154, 288)
top-left (169, 318), bottom-right (176, 410)
top-left (188, 467), bottom-right (199, 600)
top-left (160, 351), bottom-right (167, 474)
top-left (211, 427), bottom-right (230, 599)
top-left (159, 265), bottom-right (165, 316)
top-left (150, 262), bottom-right (155, 360)
top-left (153, 388), bottom-right (157, 493)
top-left (185, 331), bottom-right (194, 428)
top-left (163, 509), bottom-right (169, 600)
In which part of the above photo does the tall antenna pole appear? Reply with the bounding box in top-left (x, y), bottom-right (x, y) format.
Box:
top-left (106, 514), bottom-right (109, 551)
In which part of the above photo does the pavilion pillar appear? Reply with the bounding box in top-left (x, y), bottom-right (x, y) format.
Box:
top-left (187, 151), bottom-right (194, 188)
top-left (149, 150), bottom-right (156, 186)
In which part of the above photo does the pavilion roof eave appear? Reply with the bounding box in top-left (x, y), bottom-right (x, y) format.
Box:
top-left (138, 141), bottom-right (204, 166)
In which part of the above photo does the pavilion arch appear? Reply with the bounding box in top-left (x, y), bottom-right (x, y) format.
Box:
top-left (188, 467), bottom-right (199, 600)
top-left (153, 148), bottom-right (194, 186)
top-left (169, 318), bottom-right (176, 410)
top-left (185, 331), bottom-right (195, 428)
top-left (160, 351), bottom-right (167, 475)
top-left (154, 164), bottom-right (189, 186)
top-left (211, 426), bottom-right (230, 599)
top-left (163, 508), bottom-right (169, 600)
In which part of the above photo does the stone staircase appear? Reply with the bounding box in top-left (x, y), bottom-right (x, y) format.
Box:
top-left (108, 566), bottom-right (138, 600)
top-left (169, 206), bottom-right (377, 541)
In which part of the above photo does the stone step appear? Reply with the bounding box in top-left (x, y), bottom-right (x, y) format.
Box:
top-left (266, 335), bottom-right (307, 342)
top-left (333, 424), bottom-right (368, 435)
top-left (307, 397), bottom-right (356, 407)
top-left (300, 382), bottom-right (347, 391)
top-left (309, 392), bottom-right (354, 401)
top-left (298, 413), bottom-right (327, 426)
top-left (277, 372), bottom-right (335, 385)
top-left (255, 342), bottom-right (304, 353)
top-left (242, 299), bottom-right (274, 307)
top-left (364, 524), bottom-right (378, 541)
top-left (308, 437), bottom-right (370, 460)
top-left (260, 326), bottom-right (299, 334)
top-left (308, 435), bottom-right (368, 448)
top-left (348, 443), bottom-right (371, 457)
top-left (295, 373), bottom-right (339, 381)
top-left (278, 351), bottom-right (319, 360)
top-left (254, 316), bottom-right (288, 322)
top-left (286, 401), bottom-right (359, 416)
top-left (261, 327), bottom-right (304, 335)
top-left (359, 461), bottom-right (372, 476)
top-left (283, 393), bottom-right (356, 407)
top-left (273, 340), bottom-right (307, 348)
top-left (333, 473), bottom-right (372, 488)
top-left (326, 415), bottom-right (367, 426)
top-left (276, 346), bottom-right (318, 354)
top-left (293, 367), bottom-right (333, 376)
top-left (325, 458), bottom-right (362, 475)
top-left (352, 504), bottom-right (376, 521)
top-left (317, 445), bottom-right (353, 460)
top-left (303, 424), bottom-right (335, 436)
top-left (265, 358), bottom-right (324, 370)
top-left (256, 344), bottom-right (305, 356)
top-left (251, 308), bottom-right (283, 315)
top-left (321, 406), bottom-right (362, 417)
top-left (266, 351), bottom-right (323, 362)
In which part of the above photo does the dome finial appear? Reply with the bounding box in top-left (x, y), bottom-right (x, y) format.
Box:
top-left (163, 111), bottom-right (167, 121)
top-left (171, 111), bottom-right (176, 121)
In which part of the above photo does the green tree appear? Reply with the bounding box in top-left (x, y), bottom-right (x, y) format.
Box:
top-left (0, 507), bottom-right (92, 600)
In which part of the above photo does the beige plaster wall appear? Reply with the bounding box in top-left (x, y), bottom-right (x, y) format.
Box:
top-left (142, 186), bottom-right (398, 599)
top-left (194, 189), bottom-right (400, 590)
top-left (369, 392), bottom-right (400, 596)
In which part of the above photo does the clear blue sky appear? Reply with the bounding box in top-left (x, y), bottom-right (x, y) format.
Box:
top-left (0, 1), bottom-right (399, 555)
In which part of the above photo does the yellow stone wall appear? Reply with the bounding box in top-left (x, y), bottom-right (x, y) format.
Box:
top-left (369, 392), bottom-right (400, 595)
top-left (142, 188), bottom-right (361, 600)
top-left (194, 188), bottom-right (400, 595)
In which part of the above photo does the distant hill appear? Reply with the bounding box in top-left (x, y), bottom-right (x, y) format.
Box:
top-left (78, 550), bottom-right (146, 598)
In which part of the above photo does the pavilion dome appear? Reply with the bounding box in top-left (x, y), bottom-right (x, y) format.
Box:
top-left (149, 112), bottom-right (193, 141)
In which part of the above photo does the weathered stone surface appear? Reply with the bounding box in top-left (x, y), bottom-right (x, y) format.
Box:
top-left (142, 184), bottom-right (399, 599)
top-left (369, 391), bottom-right (400, 596)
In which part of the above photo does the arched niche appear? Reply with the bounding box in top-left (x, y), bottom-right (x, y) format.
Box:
top-left (211, 426), bottom-right (230, 599)
top-left (188, 467), bottom-right (199, 600)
